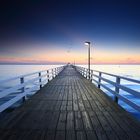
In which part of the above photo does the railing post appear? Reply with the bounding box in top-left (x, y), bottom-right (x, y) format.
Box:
top-left (51, 69), bottom-right (53, 79)
top-left (88, 69), bottom-right (90, 80)
top-left (86, 69), bottom-right (88, 78)
top-left (98, 72), bottom-right (102, 88)
top-left (59, 67), bottom-right (60, 74)
top-left (83, 68), bottom-right (85, 76)
top-left (90, 70), bottom-right (93, 82)
top-left (58, 67), bottom-right (60, 74)
top-left (114, 77), bottom-right (120, 103)
top-left (86, 69), bottom-right (88, 79)
top-left (20, 77), bottom-right (25, 102)
top-left (84, 68), bottom-right (86, 77)
top-left (81, 68), bottom-right (84, 76)
top-left (56, 68), bottom-right (58, 75)
top-left (55, 68), bottom-right (57, 76)
top-left (53, 69), bottom-right (55, 78)
top-left (54, 68), bottom-right (56, 77)
top-left (79, 68), bottom-right (81, 74)
top-left (84, 69), bottom-right (85, 76)
top-left (55, 68), bottom-right (57, 77)
top-left (55, 68), bottom-right (56, 77)
top-left (47, 70), bottom-right (50, 82)
top-left (88, 69), bottom-right (91, 80)
top-left (52, 69), bottom-right (54, 79)
top-left (39, 72), bottom-right (42, 89)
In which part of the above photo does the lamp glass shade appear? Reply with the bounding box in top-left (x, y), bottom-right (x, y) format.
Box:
top-left (84, 42), bottom-right (90, 45)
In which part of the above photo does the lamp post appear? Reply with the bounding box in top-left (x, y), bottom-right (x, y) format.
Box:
top-left (84, 41), bottom-right (91, 80)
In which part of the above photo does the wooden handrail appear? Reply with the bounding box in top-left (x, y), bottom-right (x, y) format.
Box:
top-left (0, 66), bottom-right (65, 112)
top-left (75, 66), bottom-right (140, 112)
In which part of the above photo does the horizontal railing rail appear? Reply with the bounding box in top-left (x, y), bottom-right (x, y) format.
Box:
top-left (75, 66), bottom-right (140, 112)
top-left (0, 66), bottom-right (65, 112)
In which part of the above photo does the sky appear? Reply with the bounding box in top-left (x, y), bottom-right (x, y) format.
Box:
top-left (0, 0), bottom-right (140, 64)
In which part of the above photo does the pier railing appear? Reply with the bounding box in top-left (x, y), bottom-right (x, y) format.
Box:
top-left (0, 66), bottom-right (64, 112)
top-left (76, 66), bottom-right (140, 112)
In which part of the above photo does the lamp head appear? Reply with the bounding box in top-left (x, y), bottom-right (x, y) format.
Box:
top-left (84, 41), bottom-right (90, 45)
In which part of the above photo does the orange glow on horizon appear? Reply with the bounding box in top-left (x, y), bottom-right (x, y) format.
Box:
top-left (0, 48), bottom-right (140, 64)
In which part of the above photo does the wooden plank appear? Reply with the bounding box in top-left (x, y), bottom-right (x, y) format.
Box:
top-left (88, 111), bottom-right (109, 140)
top-left (102, 111), bottom-right (129, 140)
top-left (45, 131), bottom-right (55, 140)
top-left (57, 111), bottom-right (67, 130)
top-left (73, 100), bottom-right (79, 111)
top-left (81, 111), bottom-right (92, 130)
top-left (77, 131), bottom-right (86, 140)
top-left (55, 131), bottom-right (65, 140)
top-left (75, 111), bottom-right (84, 131)
top-left (67, 100), bottom-right (73, 111)
top-left (66, 131), bottom-right (75, 140)
top-left (48, 111), bottom-right (60, 130)
top-left (66, 111), bottom-right (74, 130)
top-left (78, 100), bottom-right (85, 111)
top-left (86, 131), bottom-right (98, 140)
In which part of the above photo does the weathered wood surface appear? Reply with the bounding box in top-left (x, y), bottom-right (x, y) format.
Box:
top-left (0, 65), bottom-right (140, 140)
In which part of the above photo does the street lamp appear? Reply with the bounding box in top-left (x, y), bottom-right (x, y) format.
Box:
top-left (84, 41), bottom-right (91, 80)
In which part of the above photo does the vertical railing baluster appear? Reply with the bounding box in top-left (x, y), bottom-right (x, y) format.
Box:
top-left (47, 70), bottom-right (49, 82)
top-left (52, 69), bottom-right (54, 79)
top-left (58, 67), bottom-right (60, 74)
top-left (87, 69), bottom-right (89, 79)
top-left (86, 68), bottom-right (88, 79)
top-left (84, 68), bottom-right (86, 77)
top-left (46, 71), bottom-right (48, 83)
top-left (53, 68), bottom-right (55, 78)
top-left (55, 68), bottom-right (57, 76)
top-left (53, 69), bottom-right (55, 78)
top-left (59, 67), bottom-right (60, 74)
top-left (39, 72), bottom-right (42, 89)
top-left (90, 70), bottom-right (93, 82)
top-left (55, 68), bottom-right (57, 77)
top-left (98, 72), bottom-right (102, 88)
top-left (20, 77), bottom-right (25, 102)
top-left (57, 68), bottom-right (58, 75)
top-left (87, 69), bottom-right (90, 80)
top-left (57, 67), bottom-right (58, 75)
top-left (84, 68), bottom-right (85, 77)
top-left (82, 68), bottom-right (84, 76)
top-left (114, 77), bottom-right (120, 103)
top-left (86, 69), bottom-right (88, 79)
top-left (55, 68), bottom-right (56, 77)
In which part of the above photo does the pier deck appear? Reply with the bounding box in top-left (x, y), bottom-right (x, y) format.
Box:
top-left (0, 65), bottom-right (140, 140)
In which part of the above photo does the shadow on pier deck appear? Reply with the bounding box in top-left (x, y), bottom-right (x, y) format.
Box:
top-left (0, 65), bottom-right (140, 140)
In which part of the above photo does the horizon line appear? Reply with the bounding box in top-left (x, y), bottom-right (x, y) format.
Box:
top-left (0, 62), bottom-right (140, 65)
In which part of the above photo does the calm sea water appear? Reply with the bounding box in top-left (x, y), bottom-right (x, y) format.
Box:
top-left (79, 64), bottom-right (140, 80)
top-left (0, 65), bottom-right (63, 80)
top-left (0, 64), bottom-right (140, 120)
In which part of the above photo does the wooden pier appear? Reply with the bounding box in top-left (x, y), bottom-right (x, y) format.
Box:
top-left (0, 65), bottom-right (140, 140)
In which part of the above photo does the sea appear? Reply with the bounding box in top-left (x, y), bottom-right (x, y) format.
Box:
top-left (0, 64), bottom-right (140, 120)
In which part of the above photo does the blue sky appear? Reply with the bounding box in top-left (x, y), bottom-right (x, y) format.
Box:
top-left (0, 0), bottom-right (140, 64)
